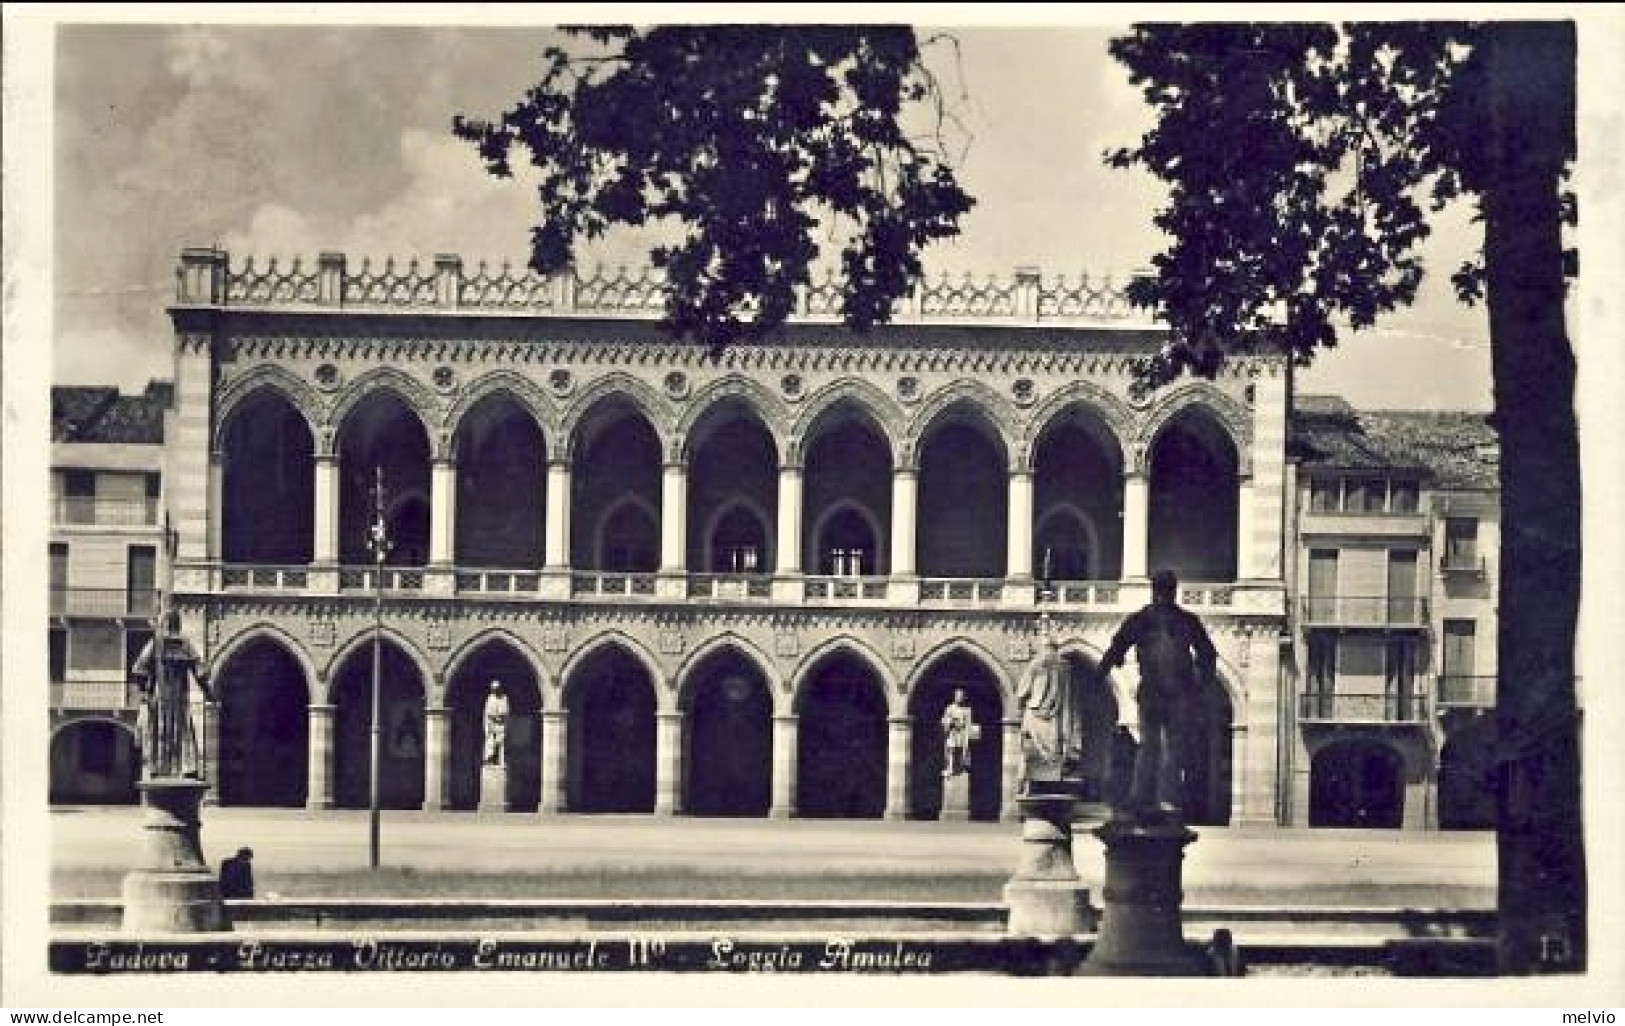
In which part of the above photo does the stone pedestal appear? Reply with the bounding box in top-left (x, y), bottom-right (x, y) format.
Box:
top-left (938, 772), bottom-right (971, 822)
top-left (478, 763), bottom-right (506, 814)
top-left (121, 779), bottom-right (229, 934)
top-left (1079, 817), bottom-right (1207, 976)
top-left (1003, 792), bottom-right (1096, 936)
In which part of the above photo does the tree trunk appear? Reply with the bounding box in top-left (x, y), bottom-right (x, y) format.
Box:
top-left (1480, 21), bottom-right (1585, 974)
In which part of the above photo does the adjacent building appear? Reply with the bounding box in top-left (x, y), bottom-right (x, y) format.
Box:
top-left (48, 381), bottom-right (172, 804)
top-left (45, 248), bottom-right (1503, 831)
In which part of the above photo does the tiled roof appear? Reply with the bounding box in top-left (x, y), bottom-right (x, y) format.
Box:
top-left (51, 382), bottom-right (169, 444)
top-left (1292, 394), bottom-right (1499, 490)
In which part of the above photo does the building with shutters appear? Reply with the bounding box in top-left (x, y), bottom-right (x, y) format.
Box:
top-left (47, 381), bottom-right (172, 804)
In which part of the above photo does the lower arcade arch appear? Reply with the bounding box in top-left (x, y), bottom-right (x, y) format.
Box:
top-left (906, 651), bottom-right (1005, 821)
top-left (1309, 738), bottom-right (1405, 829)
top-left (331, 640), bottom-right (426, 810)
top-left (681, 648), bottom-right (774, 817)
top-left (565, 646), bottom-right (657, 813)
top-left (49, 718), bottom-right (138, 805)
top-left (795, 653), bottom-right (889, 819)
top-left (216, 638), bottom-right (311, 807)
top-left (445, 641), bottom-right (543, 812)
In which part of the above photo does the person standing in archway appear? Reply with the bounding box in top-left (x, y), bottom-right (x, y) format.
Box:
top-left (1096, 570), bottom-right (1217, 821)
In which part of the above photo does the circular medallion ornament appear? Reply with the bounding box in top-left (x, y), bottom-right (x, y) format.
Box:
top-left (664, 370), bottom-right (690, 400)
top-left (1011, 378), bottom-right (1037, 408)
top-left (897, 376), bottom-right (921, 404)
top-left (548, 368), bottom-right (575, 398)
top-left (780, 373), bottom-right (804, 402)
top-left (313, 363), bottom-right (342, 391)
top-left (431, 365), bottom-right (457, 394)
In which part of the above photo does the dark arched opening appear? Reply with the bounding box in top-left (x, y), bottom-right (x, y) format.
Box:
top-left (1310, 739), bottom-right (1404, 829)
top-left (454, 394), bottom-right (546, 568)
top-left (217, 639), bottom-right (309, 807)
top-left (566, 646), bottom-right (657, 813)
top-left (221, 390), bottom-right (314, 564)
top-left (796, 654), bottom-right (888, 818)
top-left (683, 650), bottom-right (773, 817)
top-left (332, 639), bottom-right (425, 810)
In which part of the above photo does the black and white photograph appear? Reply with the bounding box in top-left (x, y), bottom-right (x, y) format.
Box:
top-left (3, 4), bottom-right (1621, 1012)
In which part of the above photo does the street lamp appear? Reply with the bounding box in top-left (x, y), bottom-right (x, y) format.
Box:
top-left (367, 466), bottom-right (392, 870)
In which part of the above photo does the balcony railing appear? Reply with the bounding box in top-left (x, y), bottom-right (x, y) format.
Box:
top-left (572, 572), bottom-right (657, 598)
top-left (221, 565), bottom-right (310, 591)
top-left (1300, 595), bottom-right (1429, 628)
top-left (803, 576), bottom-right (889, 602)
top-left (919, 578), bottom-right (1005, 606)
top-left (1439, 553), bottom-right (1487, 579)
top-left (337, 567), bottom-right (424, 592)
top-left (52, 496), bottom-right (160, 527)
top-left (456, 570), bottom-right (542, 596)
top-left (1044, 581), bottom-right (1123, 606)
top-left (1437, 674), bottom-right (1495, 708)
top-left (48, 588), bottom-right (159, 618)
top-left (1299, 691), bottom-right (1429, 723)
top-left (49, 678), bottom-right (134, 710)
top-left (687, 574), bottom-right (773, 601)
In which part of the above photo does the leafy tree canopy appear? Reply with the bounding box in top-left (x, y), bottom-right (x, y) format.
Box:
top-left (454, 25), bottom-right (973, 350)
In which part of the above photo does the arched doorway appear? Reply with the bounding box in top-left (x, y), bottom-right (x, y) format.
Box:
top-left (796, 653), bottom-right (888, 818)
top-left (917, 415), bottom-right (1007, 578)
top-left (338, 391), bottom-right (431, 566)
top-left (1032, 406), bottom-right (1124, 580)
top-left (1148, 410), bottom-right (1238, 582)
top-left (572, 402), bottom-right (662, 572)
top-left (454, 394), bottom-right (546, 568)
top-left (687, 407), bottom-right (777, 574)
top-left (1310, 738), bottom-right (1405, 828)
top-left (682, 649), bottom-right (773, 817)
top-left (1439, 715), bottom-right (1497, 830)
top-left (445, 640), bottom-right (543, 812)
top-left (216, 638), bottom-right (310, 807)
top-left (48, 719), bottom-right (138, 805)
top-left (331, 639), bottom-right (426, 810)
top-left (907, 650), bottom-right (1005, 821)
top-left (802, 411), bottom-right (891, 575)
top-left (566, 645), bottom-right (657, 813)
top-left (221, 389), bottom-right (315, 564)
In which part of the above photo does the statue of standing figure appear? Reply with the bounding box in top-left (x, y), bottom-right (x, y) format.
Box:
top-left (1015, 621), bottom-right (1086, 789)
top-left (940, 688), bottom-right (977, 777)
top-left (482, 681), bottom-right (509, 767)
top-left (1097, 570), bottom-right (1218, 822)
top-left (130, 611), bottom-right (214, 779)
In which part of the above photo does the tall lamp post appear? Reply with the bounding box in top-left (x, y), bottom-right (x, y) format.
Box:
top-left (367, 467), bottom-right (392, 870)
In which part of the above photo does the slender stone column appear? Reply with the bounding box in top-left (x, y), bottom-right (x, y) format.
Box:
top-left (422, 705), bottom-right (448, 812)
top-left (430, 459), bottom-right (455, 566)
top-left (206, 452), bottom-right (223, 561)
top-left (660, 463), bottom-right (687, 575)
top-left (654, 710), bottom-right (684, 815)
top-left (313, 456), bottom-right (340, 564)
top-left (539, 710), bottom-right (568, 814)
top-left (884, 717), bottom-right (913, 820)
top-left (545, 461), bottom-right (571, 570)
top-left (776, 466), bottom-right (802, 574)
top-left (199, 700), bottom-right (221, 807)
top-left (1007, 470), bottom-right (1034, 580)
top-left (1122, 471), bottom-right (1150, 578)
top-left (770, 714), bottom-right (798, 818)
top-left (890, 468), bottom-right (917, 578)
top-left (1000, 719), bottom-right (1024, 823)
top-left (305, 703), bottom-right (335, 810)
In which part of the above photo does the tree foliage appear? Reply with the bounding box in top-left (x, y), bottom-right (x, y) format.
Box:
top-left (1109, 21), bottom-right (1583, 973)
top-left (453, 26), bottom-right (973, 350)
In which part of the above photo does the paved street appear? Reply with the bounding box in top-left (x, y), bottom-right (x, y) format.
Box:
top-left (50, 806), bottom-right (1497, 907)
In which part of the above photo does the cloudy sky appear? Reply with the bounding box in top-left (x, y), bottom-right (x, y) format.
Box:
top-left (48, 16), bottom-right (1499, 408)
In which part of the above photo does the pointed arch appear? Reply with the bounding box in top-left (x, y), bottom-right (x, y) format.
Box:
top-left (210, 623), bottom-right (320, 706)
top-left (49, 714), bottom-right (137, 743)
top-left (558, 630), bottom-right (669, 710)
top-left (320, 626), bottom-right (435, 702)
top-left (560, 372), bottom-right (672, 459)
top-left (789, 635), bottom-right (900, 717)
top-left (903, 637), bottom-right (1015, 718)
top-left (329, 367), bottom-right (438, 441)
top-left (905, 380), bottom-right (1018, 466)
top-left (214, 370), bottom-right (324, 451)
top-left (674, 632), bottom-right (785, 712)
top-left (787, 377), bottom-right (903, 466)
top-left (443, 627), bottom-right (552, 703)
top-left (675, 374), bottom-right (790, 464)
top-left (1019, 381), bottom-right (1135, 473)
top-left (443, 370), bottom-right (559, 459)
top-left (1135, 384), bottom-right (1250, 476)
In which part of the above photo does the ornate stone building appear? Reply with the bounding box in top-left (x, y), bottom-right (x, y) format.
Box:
top-left (161, 247), bottom-right (1292, 824)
